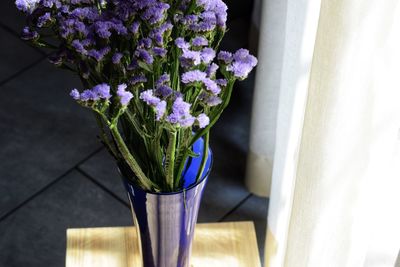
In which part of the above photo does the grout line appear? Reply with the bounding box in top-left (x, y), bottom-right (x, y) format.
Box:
top-left (0, 56), bottom-right (46, 87)
top-left (218, 193), bottom-right (253, 222)
top-left (0, 22), bottom-right (47, 56)
top-left (76, 167), bottom-right (130, 209)
top-left (0, 146), bottom-right (104, 222)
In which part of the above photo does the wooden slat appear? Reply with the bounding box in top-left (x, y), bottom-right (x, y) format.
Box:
top-left (66, 221), bottom-right (261, 267)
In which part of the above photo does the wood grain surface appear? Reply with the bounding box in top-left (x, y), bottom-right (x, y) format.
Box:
top-left (66, 221), bottom-right (261, 267)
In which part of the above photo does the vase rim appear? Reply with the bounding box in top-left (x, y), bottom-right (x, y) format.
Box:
top-left (122, 148), bottom-right (213, 196)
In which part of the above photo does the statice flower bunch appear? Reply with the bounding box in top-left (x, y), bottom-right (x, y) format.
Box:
top-left (16, 0), bottom-right (257, 192)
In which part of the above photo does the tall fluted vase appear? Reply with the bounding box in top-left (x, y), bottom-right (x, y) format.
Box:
top-left (122, 138), bottom-right (212, 267)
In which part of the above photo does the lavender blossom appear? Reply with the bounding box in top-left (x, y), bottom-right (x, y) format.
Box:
top-left (92, 83), bottom-right (111, 99)
top-left (156, 74), bottom-right (170, 86)
top-left (155, 85), bottom-right (173, 97)
top-left (130, 74), bottom-right (147, 85)
top-left (201, 94), bottom-right (222, 106)
top-left (181, 70), bottom-right (207, 84)
top-left (175, 38), bottom-right (190, 50)
top-left (181, 50), bottom-right (201, 66)
top-left (117, 84), bottom-right (133, 106)
top-left (21, 26), bottom-right (38, 40)
top-left (135, 49), bottom-right (154, 64)
top-left (167, 97), bottom-right (195, 127)
top-left (227, 48), bottom-right (258, 79)
top-left (129, 21), bottom-right (140, 34)
top-left (206, 63), bottom-right (219, 77)
top-left (112, 53), bottom-right (124, 64)
top-left (72, 39), bottom-right (87, 55)
top-left (218, 51), bottom-right (233, 64)
top-left (192, 36), bottom-right (208, 47)
top-left (216, 78), bottom-right (228, 87)
top-left (141, 2), bottom-right (170, 24)
top-left (88, 47), bottom-right (110, 61)
top-left (80, 89), bottom-right (99, 101)
top-left (202, 78), bottom-right (221, 95)
top-left (153, 47), bottom-right (167, 57)
top-left (201, 48), bottom-right (216, 64)
top-left (155, 100), bottom-right (167, 120)
top-left (140, 90), bottom-right (161, 106)
top-left (197, 113), bottom-right (210, 128)
top-left (15, 0), bottom-right (40, 13)
top-left (70, 89), bottom-right (80, 100)
top-left (37, 13), bottom-right (52, 27)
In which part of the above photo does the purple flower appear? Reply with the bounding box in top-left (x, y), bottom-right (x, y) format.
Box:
top-left (117, 84), bottom-right (133, 106)
top-left (201, 48), bottom-right (216, 64)
top-left (207, 63), bottom-right (219, 77)
top-left (21, 26), bottom-right (38, 40)
top-left (156, 74), bottom-right (170, 86)
top-left (155, 85), bottom-right (173, 97)
top-left (180, 50), bottom-right (201, 66)
top-left (201, 94), bottom-right (222, 106)
top-left (150, 22), bottom-right (173, 45)
top-left (203, 78), bottom-right (221, 95)
top-left (135, 49), bottom-right (154, 64)
top-left (37, 12), bottom-right (52, 27)
top-left (153, 47), bottom-right (167, 57)
top-left (171, 97), bottom-right (191, 115)
top-left (92, 83), bottom-right (111, 99)
top-left (95, 21), bottom-right (112, 38)
top-left (216, 78), bottom-right (228, 86)
top-left (140, 90), bottom-right (161, 106)
top-left (74, 21), bottom-right (88, 36)
top-left (80, 89), bottom-right (99, 101)
top-left (112, 53), bottom-right (124, 64)
top-left (181, 70), bottom-right (207, 84)
top-left (70, 7), bottom-right (99, 21)
top-left (41, 0), bottom-right (61, 8)
top-left (88, 47), bottom-right (110, 61)
top-left (138, 38), bottom-right (152, 49)
top-left (175, 38), bottom-right (190, 49)
top-left (130, 74), bottom-right (147, 85)
top-left (192, 36), bottom-right (208, 47)
top-left (167, 97), bottom-right (195, 127)
top-left (141, 2), bottom-right (170, 24)
top-left (155, 100), bottom-right (167, 120)
top-left (129, 21), bottom-right (140, 34)
top-left (15, 0), bottom-right (40, 13)
top-left (179, 116), bottom-right (196, 127)
top-left (70, 89), bottom-right (80, 100)
top-left (227, 49), bottom-right (258, 79)
top-left (218, 51), bottom-right (233, 64)
top-left (72, 39), bottom-right (87, 55)
top-left (197, 113), bottom-right (210, 128)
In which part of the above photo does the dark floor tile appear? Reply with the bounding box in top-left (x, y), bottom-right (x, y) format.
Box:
top-left (0, 171), bottom-right (132, 267)
top-left (78, 149), bottom-right (127, 202)
top-left (0, 61), bottom-right (101, 218)
top-left (222, 195), bottom-right (269, 262)
top-left (0, 1), bottom-right (26, 34)
top-left (0, 27), bottom-right (43, 82)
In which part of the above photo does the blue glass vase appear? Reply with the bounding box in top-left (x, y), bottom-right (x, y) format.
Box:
top-left (122, 138), bottom-right (212, 267)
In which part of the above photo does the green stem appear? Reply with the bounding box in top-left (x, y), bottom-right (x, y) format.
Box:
top-left (110, 126), bottom-right (157, 191)
top-left (93, 112), bottom-right (118, 159)
top-left (165, 130), bottom-right (177, 190)
top-left (189, 80), bottom-right (235, 147)
top-left (195, 131), bottom-right (209, 183)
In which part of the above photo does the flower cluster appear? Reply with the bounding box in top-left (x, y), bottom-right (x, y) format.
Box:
top-left (17, 0), bottom-right (257, 192)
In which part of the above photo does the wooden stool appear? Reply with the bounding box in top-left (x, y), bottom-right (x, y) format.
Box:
top-left (66, 221), bottom-right (261, 267)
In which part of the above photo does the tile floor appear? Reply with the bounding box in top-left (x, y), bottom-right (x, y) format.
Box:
top-left (0, 1), bottom-right (268, 266)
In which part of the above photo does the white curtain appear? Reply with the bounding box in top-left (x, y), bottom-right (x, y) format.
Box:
top-left (246, 0), bottom-right (400, 266)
